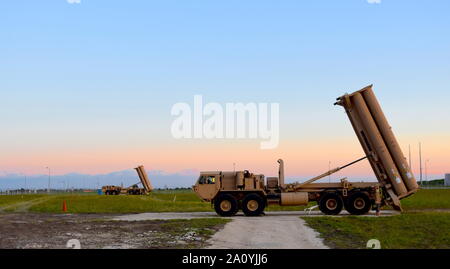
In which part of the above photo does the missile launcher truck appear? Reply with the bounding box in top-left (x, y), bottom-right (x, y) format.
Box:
top-left (193, 85), bottom-right (419, 216)
top-left (102, 165), bottom-right (154, 195)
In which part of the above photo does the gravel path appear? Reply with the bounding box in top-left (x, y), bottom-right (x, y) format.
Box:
top-left (206, 214), bottom-right (328, 249)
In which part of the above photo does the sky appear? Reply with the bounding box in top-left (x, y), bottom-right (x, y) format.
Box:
top-left (1, 0), bottom-right (450, 187)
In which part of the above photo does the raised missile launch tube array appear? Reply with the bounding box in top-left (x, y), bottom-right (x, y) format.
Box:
top-left (135, 165), bottom-right (154, 193)
top-left (361, 89), bottom-right (419, 192)
top-left (336, 85), bottom-right (419, 210)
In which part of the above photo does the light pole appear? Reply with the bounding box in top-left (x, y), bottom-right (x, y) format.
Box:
top-left (419, 142), bottom-right (423, 186)
top-left (60, 180), bottom-right (65, 191)
top-left (45, 167), bottom-right (51, 193)
top-left (408, 144), bottom-right (412, 169)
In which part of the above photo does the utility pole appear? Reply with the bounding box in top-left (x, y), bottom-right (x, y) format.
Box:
top-left (46, 167), bottom-right (51, 193)
top-left (419, 143), bottom-right (423, 186)
top-left (408, 144), bottom-right (412, 169)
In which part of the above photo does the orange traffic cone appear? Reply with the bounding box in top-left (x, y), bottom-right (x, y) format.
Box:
top-left (62, 200), bottom-right (68, 213)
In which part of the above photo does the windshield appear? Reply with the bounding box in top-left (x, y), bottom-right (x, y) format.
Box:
top-left (197, 175), bottom-right (216, 185)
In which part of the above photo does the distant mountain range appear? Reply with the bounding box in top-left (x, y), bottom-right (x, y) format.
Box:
top-left (0, 169), bottom-right (199, 190)
top-left (1, 169), bottom-right (443, 191)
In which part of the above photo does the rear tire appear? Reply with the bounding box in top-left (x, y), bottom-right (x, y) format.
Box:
top-left (214, 194), bottom-right (238, 217)
top-left (319, 193), bottom-right (343, 215)
top-left (345, 192), bottom-right (371, 215)
top-left (242, 193), bottom-right (265, 217)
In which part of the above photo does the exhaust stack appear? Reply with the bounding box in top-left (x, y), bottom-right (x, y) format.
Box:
top-left (278, 159), bottom-right (285, 188)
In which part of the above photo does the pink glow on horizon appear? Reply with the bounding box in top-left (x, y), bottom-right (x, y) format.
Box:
top-left (1, 135), bottom-right (448, 179)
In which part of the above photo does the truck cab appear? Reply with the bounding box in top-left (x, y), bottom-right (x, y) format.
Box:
top-left (193, 172), bottom-right (222, 202)
top-left (193, 170), bottom-right (268, 217)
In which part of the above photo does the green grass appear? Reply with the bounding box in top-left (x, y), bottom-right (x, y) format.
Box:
top-left (0, 191), bottom-right (210, 214)
top-left (303, 212), bottom-right (450, 249)
top-left (401, 189), bottom-right (450, 210)
top-left (149, 192), bottom-right (202, 202)
top-left (0, 195), bottom-right (45, 208)
top-left (419, 179), bottom-right (445, 186)
top-left (28, 194), bottom-right (211, 213)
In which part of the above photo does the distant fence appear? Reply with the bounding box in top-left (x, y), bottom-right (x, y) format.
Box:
top-left (419, 186), bottom-right (450, 190)
top-left (0, 189), bottom-right (42, 195)
top-left (0, 189), bottom-right (91, 195)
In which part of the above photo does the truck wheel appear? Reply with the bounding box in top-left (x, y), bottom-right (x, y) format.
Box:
top-left (242, 194), bottom-right (265, 217)
top-left (345, 192), bottom-right (371, 215)
top-left (214, 194), bottom-right (238, 217)
top-left (319, 193), bottom-right (343, 215)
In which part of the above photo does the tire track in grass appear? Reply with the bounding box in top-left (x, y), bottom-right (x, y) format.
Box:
top-left (0, 196), bottom-right (55, 213)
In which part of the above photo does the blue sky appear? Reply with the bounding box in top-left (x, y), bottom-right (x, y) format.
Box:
top-left (1, 0), bottom-right (449, 185)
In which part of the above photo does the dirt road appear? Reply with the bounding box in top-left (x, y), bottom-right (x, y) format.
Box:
top-left (206, 214), bottom-right (328, 249)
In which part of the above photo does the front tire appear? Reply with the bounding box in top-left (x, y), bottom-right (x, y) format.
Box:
top-left (214, 194), bottom-right (238, 217)
top-left (319, 192), bottom-right (344, 215)
top-left (242, 193), bottom-right (265, 217)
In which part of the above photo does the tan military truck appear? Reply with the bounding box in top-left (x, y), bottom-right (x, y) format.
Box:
top-left (102, 165), bottom-right (154, 195)
top-left (193, 85), bottom-right (419, 216)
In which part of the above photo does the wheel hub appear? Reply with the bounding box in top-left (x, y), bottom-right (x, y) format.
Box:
top-left (326, 199), bottom-right (338, 210)
top-left (247, 200), bottom-right (259, 212)
top-left (220, 200), bottom-right (232, 212)
top-left (354, 198), bottom-right (366, 210)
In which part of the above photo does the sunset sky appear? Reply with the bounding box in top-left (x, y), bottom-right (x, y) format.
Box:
top-left (1, 0), bottom-right (449, 183)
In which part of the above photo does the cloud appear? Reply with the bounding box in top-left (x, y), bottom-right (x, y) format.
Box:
top-left (67, 0), bottom-right (81, 4)
top-left (367, 0), bottom-right (381, 3)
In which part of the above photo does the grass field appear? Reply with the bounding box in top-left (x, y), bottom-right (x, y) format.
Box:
top-left (301, 189), bottom-right (450, 249)
top-left (401, 189), bottom-right (450, 210)
top-left (28, 193), bottom-right (212, 213)
top-left (0, 195), bottom-right (44, 207)
top-left (303, 212), bottom-right (450, 249)
top-left (0, 189), bottom-right (448, 214)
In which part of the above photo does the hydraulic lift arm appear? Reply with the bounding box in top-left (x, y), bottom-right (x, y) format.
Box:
top-left (293, 156), bottom-right (367, 190)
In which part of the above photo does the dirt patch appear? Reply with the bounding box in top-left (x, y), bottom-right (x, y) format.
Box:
top-left (0, 213), bottom-right (226, 249)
